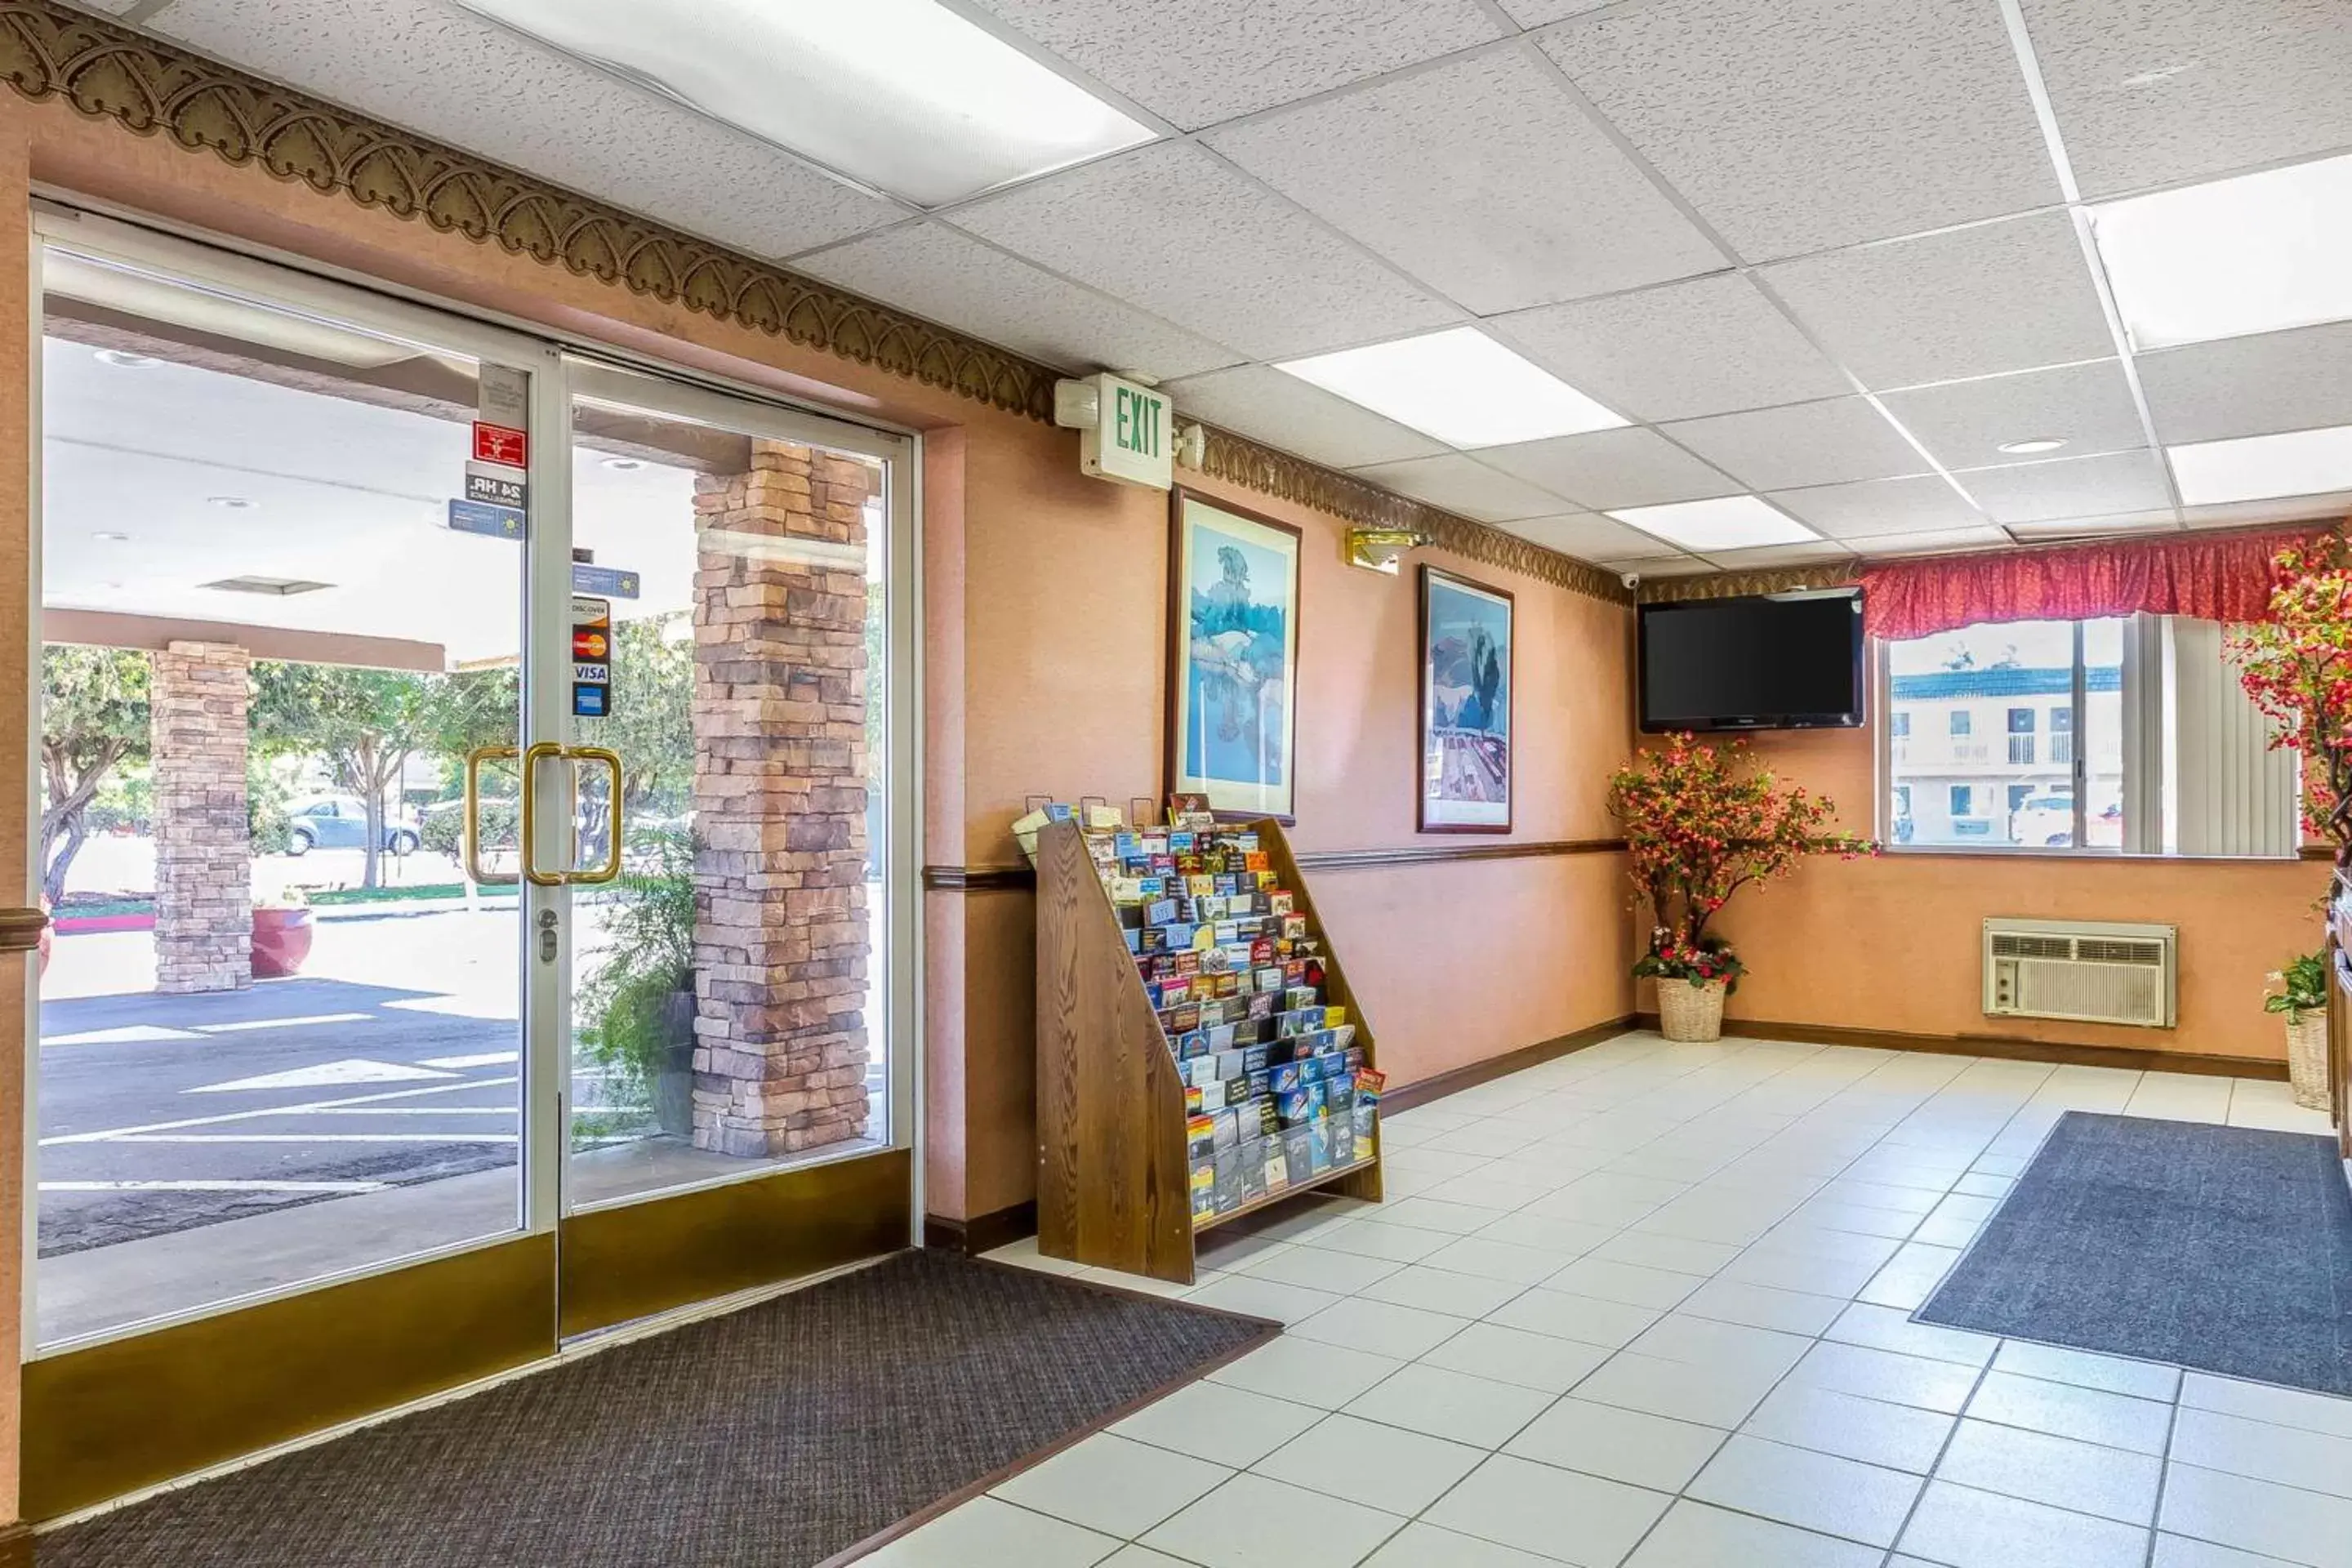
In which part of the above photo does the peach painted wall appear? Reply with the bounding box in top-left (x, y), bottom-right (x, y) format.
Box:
top-left (1698, 726), bottom-right (2324, 1062)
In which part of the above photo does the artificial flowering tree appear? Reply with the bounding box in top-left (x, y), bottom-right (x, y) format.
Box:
top-left (2229, 530), bottom-right (2352, 865)
top-left (1607, 734), bottom-right (1874, 1037)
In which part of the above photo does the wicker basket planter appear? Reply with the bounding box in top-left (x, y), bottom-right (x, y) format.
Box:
top-left (2285, 1010), bottom-right (2329, 1111)
top-left (1657, 978), bottom-right (1727, 1043)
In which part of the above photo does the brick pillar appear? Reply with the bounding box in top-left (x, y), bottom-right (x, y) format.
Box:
top-left (152, 640), bottom-right (251, 994)
top-left (690, 440), bottom-right (873, 1156)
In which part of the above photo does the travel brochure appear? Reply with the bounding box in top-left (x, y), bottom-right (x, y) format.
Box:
top-left (1055, 795), bottom-right (1381, 1225)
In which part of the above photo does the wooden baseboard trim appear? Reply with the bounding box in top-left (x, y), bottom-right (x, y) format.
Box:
top-left (0, 1521), bottom-right (29, 1568)
top-left (1383, 1014), bottom-right (1638, 1115)
top-left (922, 1199), bottom-right (1038, 1255)
top-left (1631, 1013), bottom-right (2291, 1080)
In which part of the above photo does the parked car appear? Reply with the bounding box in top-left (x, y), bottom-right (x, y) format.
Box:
top-left (2009, 792), bottom-right (2074, 847)
top-left (284, 795), bottom-right (419, 855)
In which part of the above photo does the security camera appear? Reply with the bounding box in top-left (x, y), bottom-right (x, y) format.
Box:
top-left (1621, 571), bottom-right (1642, 590)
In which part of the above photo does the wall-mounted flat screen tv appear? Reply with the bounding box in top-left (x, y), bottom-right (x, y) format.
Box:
top-left (1637, 589), bottom-right (1866, 733)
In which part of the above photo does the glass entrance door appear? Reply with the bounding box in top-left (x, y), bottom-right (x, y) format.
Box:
top-left (21, 216), bottom-right (915, 1517)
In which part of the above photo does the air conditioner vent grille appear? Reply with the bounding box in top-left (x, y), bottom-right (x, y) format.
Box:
top-left (1984, 919), bottom-right (2177, 1029)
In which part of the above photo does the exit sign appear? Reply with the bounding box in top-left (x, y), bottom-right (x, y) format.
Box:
top-left (1078, 373), bottom-right (1173, 491)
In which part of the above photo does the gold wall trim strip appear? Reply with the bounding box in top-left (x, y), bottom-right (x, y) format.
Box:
top-left (0, 906), bottom-right (43, 953)
top-left (0, 2), bottom-right (1624, 604)
top-left (559, 1148), bottom-right (910, 1340)
top-left (1637, 564), bottom-right (1859, 603)
top-left (22, 1232), bottom-right (555, 1521)
top-left (1197, 431), bottom-right (1628, 603)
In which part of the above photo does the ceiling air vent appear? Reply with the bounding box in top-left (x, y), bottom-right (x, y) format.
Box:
top-left (201, 576), bottom-right (334, 597)
top-left (1984, 918), bottom-right (2176, 1028)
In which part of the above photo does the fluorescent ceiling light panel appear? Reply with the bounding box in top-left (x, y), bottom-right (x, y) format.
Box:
top-left (457, 0), bottom-right (1153, 207)
top-left (1277, 327), bottom-right (1628, 449)
top-left (1606, 495), bottom-right (1816, 552)
top-left (2091, 153), bottom-right (2352, 350)
top-left (2168, 424), bottom-right (2352, 506)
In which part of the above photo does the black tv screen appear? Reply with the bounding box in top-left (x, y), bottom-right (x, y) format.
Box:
top-left (1638, 590), bottom-right (1866, 733)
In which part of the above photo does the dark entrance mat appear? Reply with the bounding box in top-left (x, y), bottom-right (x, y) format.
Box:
top-left (42, 1250), bottom-right (1277, 1568)
top-left (1916, 1111), bottom-right (2352, 1396)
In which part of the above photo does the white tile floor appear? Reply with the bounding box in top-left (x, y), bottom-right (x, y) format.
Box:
top-left (883, 1032), bottom-right (2350, 1568)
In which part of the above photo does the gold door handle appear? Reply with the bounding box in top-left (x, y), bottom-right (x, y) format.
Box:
top-left (517, 741), bottom-right (569, 888)
top-left (463, 746), bottom-right (519, 887)
top-left (568, 747), bottom-right (625, 885)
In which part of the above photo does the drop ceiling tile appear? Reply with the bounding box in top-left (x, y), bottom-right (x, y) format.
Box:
top-left (1762, 212), bottom-right (2116, 389)
top-left (950, 142), bottom-right (1458, 360)
top-left (2016, 0), bottom-right (2352, 199)
top-left (1659, 399), bottom-right (1928, 491)
top-left (1601, 553), bottom-right (1715, 578)
top-left (1476, 427), bottom-right (1740, 510)
top-left (151, 0), bottom-right (903, 258)
top-left (1536, 0), bottom-right (2060, 261)
top-left (1842, 527), bottom-right (2015, 557)
top-left (963, 0), bottom-right (1503, 130)
top-left (1880, 361), bottom-right (2147, 472)
top-left (1701, 540), bottom-right (1859, 569)
top-left (1499, 0), bottom-right (1615, 24)
top-left (795, 222), bottom-right (1240, 381)
top-left (1350, 453), bottom-right (1570, 523)
top-left (1204, 50), bottom-right (1723, 316)
top-left (1766, 475), bottom-right (1987, 540)
top-left (1955, 449), bottom-right (2175, 524)
top-left (2138, 323), bottom-right (2352, 446)
top-left (2179, 492), bottom-right (2352, 530)
top-left (1497, 513), bottom-right (1666, 561)
top-left (1492, 274), bottom-right (1850, 422)
top-left (1162, 365), bottom-right (1444, 469)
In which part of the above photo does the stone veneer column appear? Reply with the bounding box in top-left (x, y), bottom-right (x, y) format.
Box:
top-left (689, 439), bottom-right (873, 1156)
top-left (151, 639), bottom-right (252, 994)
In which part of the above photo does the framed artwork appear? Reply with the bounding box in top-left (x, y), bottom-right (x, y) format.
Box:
top-left (1418, 564), bottom-right (1513, 833)
top-left (1166, 490), bottom-right (1302, 822)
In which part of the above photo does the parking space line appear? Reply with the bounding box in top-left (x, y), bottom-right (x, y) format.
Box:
top-left (39, 1179), bottom-right (394, 1193)
top-left (38, 1076), bottom-right (521, 1147)
top-left (190, 1013), bottom-right (372, 1035)
top-left (105, 1134), bottom-right (519, 1144)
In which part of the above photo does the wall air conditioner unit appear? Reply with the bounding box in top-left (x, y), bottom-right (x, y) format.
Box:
top-left (1983, 919), bottom-right (2176, 1029)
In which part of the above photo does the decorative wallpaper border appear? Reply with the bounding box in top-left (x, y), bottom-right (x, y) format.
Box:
top-left (0, 0), bottom-right (1625, 606)
top-left (1638, 564), bottom-right (1858, 603)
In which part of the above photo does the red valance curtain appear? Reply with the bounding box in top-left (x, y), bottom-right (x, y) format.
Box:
top-left (1859, 528), bottom-right (2315, 641)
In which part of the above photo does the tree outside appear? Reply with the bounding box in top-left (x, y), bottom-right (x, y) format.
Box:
top-left (249, 662), bottom-right (518, 889)
top-left (38, 645), bottom-right (150, 908)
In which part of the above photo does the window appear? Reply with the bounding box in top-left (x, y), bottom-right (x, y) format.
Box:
top-left (1883, 616), bottom-right (2295, 855)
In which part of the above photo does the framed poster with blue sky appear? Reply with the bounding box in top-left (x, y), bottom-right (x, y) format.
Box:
top-left (1166, 490), bottom-right (1301, 822)
top-left (1419, 564), bottom-right (1513, 833)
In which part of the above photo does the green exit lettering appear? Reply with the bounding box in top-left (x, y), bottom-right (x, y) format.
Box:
top-left (1113, 385), bottom-right (1162, 458)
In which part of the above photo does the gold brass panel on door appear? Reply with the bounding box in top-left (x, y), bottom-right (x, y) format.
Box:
top-left (559, 1149), bottom-right (909, 1340)
top-left (22, 1233), bottom-right (555, 1521)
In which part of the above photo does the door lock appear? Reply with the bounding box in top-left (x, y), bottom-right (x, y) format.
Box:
top-left (537, 907), bottom-right (558, 964)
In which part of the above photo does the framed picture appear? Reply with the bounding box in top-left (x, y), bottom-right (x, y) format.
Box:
top-left (1418, 564), bottom-right (1513, 833)
top-left (1166, 490), bottom-right (1301, 822)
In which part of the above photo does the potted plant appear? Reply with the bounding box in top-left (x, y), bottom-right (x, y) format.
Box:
top-left (577, 828), bottom-right (698, 1138)
top-left (1609, 733), bottom-right (1874, 1042)
top-left (2231, 531), bottom-right (2352, 865)
top-left (2265, 951), bottom-right (2330, 1110)
top-left (251, 888), bottom-right (314, 978)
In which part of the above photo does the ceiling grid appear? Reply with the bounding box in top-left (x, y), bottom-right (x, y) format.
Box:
top-left (82, 0), bottom-right (2352, 575)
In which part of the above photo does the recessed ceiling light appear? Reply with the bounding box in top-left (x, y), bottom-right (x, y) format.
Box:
top-left (2091, 151), bottom-right (2352, 350)
top-left (91, 530), bottom-right (128, 543)
top-left (1606, 495), bottom-right (1817, 553)
top-left (1276, 327), bottom-right (1628, 449)
top-left (452, 0), bottom-right (1154, 207)
top-left (202, 576), bottom-right (335, 597)
top-left (600, 457), bottom-right (644, 471)
top-left (207, 496), bottom-right (256, 510)
top-left (1998, 437), bottom-right (2068, 455)
top-left (2168, 424), bottom-right (2352, 506)
top-left (93, 349), bottom-right (159, 368)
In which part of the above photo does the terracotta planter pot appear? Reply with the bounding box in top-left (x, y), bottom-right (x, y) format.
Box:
top-left (251, 906), bottom-right (315, 979)
top-left (1656, 977), bottom-right (1728, 1042)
